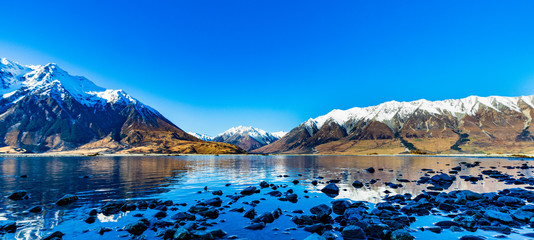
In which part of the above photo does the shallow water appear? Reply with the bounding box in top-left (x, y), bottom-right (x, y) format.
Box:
top-left (0, 155), bottom-right (533, 239)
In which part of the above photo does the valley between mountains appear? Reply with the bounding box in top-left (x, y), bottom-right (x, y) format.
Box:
top-left (1, 58), bottom-right (534, 155)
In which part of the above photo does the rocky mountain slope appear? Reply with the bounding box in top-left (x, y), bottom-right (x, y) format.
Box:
top-left (253, 96), bottom-right (534, 155)
top-left (197, 126), bottom-right (287, 151)
top-left (0, 58), bottom-right (244, 154)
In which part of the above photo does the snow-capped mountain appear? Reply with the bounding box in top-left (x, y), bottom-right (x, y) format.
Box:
top-left (254, 95), bottom-right (534, 154)
top-left (0, 58), bottom-right (142, 108)
top-left (187, 132), bottom-right (213, 141)
top-left (210, 126), bottom-right (285, 151)
top-left (0, 58), bottom-right (244, 154)
top-left (271, 131), bottom-right (288, 139)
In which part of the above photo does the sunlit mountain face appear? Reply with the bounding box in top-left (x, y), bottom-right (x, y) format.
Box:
top-left (255, 95), bottom-right (534, 155)
top-left (0, 58), bottom-right (244, 154)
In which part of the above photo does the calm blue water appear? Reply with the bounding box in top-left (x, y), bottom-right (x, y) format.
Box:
top-left (0, 155), bottom-right (532, 240)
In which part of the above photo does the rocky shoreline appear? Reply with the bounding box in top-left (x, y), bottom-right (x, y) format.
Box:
top-left (3, 160), bottom-right (534, 240)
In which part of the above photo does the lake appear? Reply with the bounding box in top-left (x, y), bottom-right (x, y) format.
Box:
top-left (0, 155), bottom-right (533, 239)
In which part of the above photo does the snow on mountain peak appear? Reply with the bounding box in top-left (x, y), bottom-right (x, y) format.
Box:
top-left (0, 58), bottom-right (144, 108)
top-left (271, 131), bottom-right (288, 138)
top-left (309, 95), bottom-right (534, 130)
top-left (214, 126), bottom-right (284, 145)
top-left (187, 132), bottom-right (213, 141)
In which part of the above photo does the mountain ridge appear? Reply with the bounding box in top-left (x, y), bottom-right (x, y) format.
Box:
top-left (0, 58), bottom-right (244, 154)
top-left (253, 95), bottom-right (534, 155)
top-left (189, 126), bottom-right (287, 151)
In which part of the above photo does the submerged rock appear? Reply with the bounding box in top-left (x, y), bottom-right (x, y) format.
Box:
top-left (391, 229), bottom-right (414, 240)
top-left (198, 209), bottom-right (219, 219)
top-left (7, 191), bottom-right (29, 201)
top-left (304, 233), bottom-right (326, 240)
top-left (342, 225), bottom-right (366, 239)
top-left (241, 186), bottom-right (258, 195)
top-left (101, 201), bottom-right (126, 215)
top-left (43, 231), bottom-right (64, 240)
top-left (124, 219), bottom-right (149, 236)
top-left (28, 205), bottom-right (42, 213)
top-left (0, 221), bottom-right (17, 233)
top-left (260, 181), bottom-right (269, 188)
top-left (84, 216), bottom-right (96, 224)
top-left (173, 227), bottom-right (190, 240)
top-left (244, 222), bottom-right (265, 230)
top-left (459, 236), bottom-right (487, 240)
top-left (202, 197), bottom-right (223, 207)
top-left (171, 212), bottom-right (196, 221)
top-left (120, 203), bottom-right (137, 212)
top-left (56, 194), bottom-right (78, 206)
top-left (484, 210), bottom-right (513, 223)
top-left (244, 208), bottom-right (256, 219)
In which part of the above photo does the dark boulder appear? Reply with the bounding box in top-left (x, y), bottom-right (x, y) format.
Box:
top-left (56, 194), bottom-right (78, 206)
top-left (124, 219), bottom-right (149, 236)
top-left (321, 183), bottom-right (339, 197)
top-left (352, 180), bottom-right (364, 188)
top-left (7, 191), bottom-right (29, 201)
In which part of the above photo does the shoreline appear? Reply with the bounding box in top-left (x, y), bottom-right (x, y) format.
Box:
top-left (0, 152), bottom-right (532, 159)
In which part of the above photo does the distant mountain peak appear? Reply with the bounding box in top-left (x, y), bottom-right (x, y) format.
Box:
top-left (195, 126), bottom-right (286, 151)
top-left (187, 132), bottom-right (213, 141)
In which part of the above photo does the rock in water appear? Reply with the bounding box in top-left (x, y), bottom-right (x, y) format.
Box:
top-left (260, 181), bottom-right (269, 188)
top-left (208, 229), bottom-right (227, 238)
top-left (332, 200), bottom-right (351, 215)
top-left (173, 227), bottom-right (190, 240)
top-left (459, 236), bottom-right (487, 240)
top-left (0, 221), bottom-right (17, 233)
top-left (352, 180), bottom-right (364, 188)
top-left (304, 233), bottom-right (326, 240)
top-left (202, 197), bottom-right (223, 207)
top-left (241, 186), bottom-right (257, 195)
top-left (321, 183), bottom-right (339, 197)
top-left (28, 205), bottom-right (42, 213)
top-left (310, 204), bottom-right (332, 219)
top-left (124, 219), bottom-right (149, 236)
top-left (43, 231), bottom-right (64, 240)
top-left (101, 201), bottom-right (126, 215)
top-left (391, 229), bottom-right (414, 240)
top-left (342, 225), bottom-right (366, 240)
top-left (171, 212), bottom-right (196, 221)
top-left (244, 208), bottom-right (256, 219)
top-left (7, 191), bottom-right (29, 200)
top-left (199, 209), bottom-right (219, 219)
top-left (55, 194), bottom-right (79, 206)
top-left (484, 210), bottom-right (513, 223)
top-left (244, 222), bottom-right (265, 230)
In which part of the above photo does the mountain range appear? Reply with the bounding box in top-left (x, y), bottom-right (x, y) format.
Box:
top-left (253, 95), bottom-right (534, 155)
top-left (2, 58), bottom-right (533, 155)
top-left (188, 126), bottom-right (287, 151)
top-left (0, 58), bottom-right (244, 154)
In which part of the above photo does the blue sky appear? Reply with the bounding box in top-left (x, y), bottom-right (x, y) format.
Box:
top-left (2, 1), bottom-right (534, 135)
